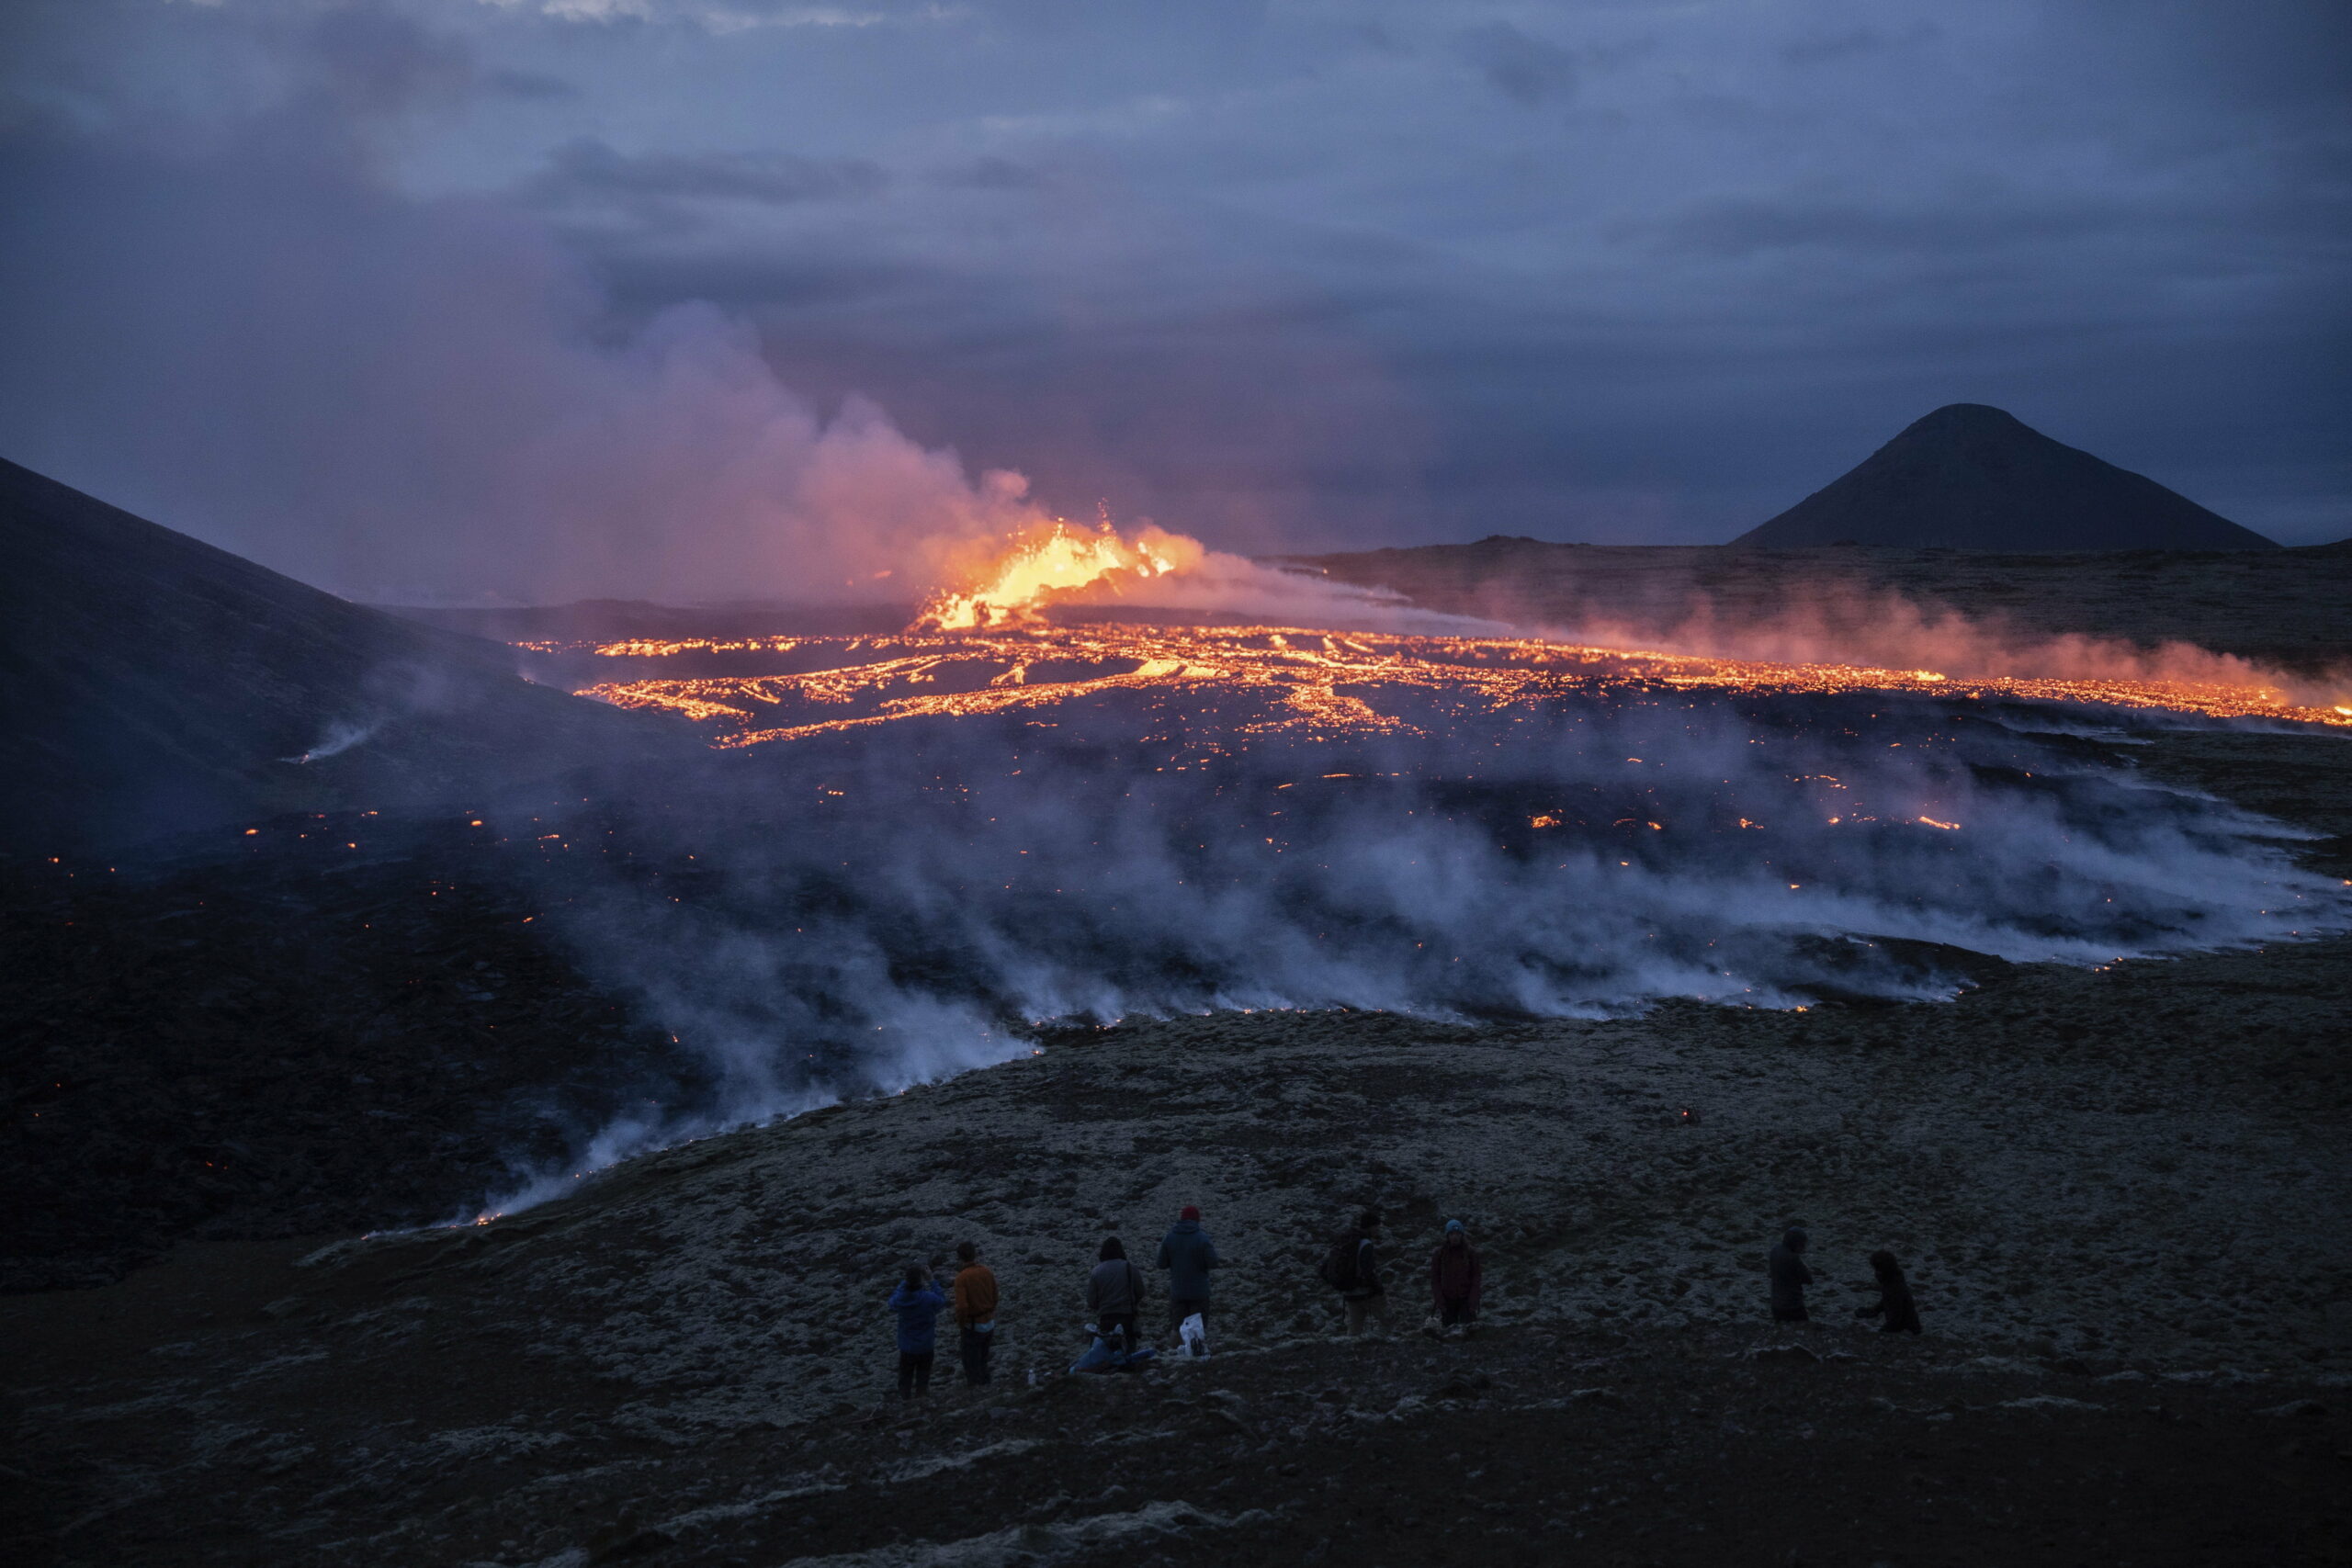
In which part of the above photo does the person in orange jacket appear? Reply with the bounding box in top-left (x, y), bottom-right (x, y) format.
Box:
top-left (950, 1240), bottom-right (1000, 1385)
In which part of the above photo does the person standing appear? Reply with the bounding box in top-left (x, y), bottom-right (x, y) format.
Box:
top-left (1322, 1210), bottom-right (1386, 1336)
top-left (1156, 1204), bottom-right (1221, 1346)
top-left (1430, 1219), bottom-right (1483, 1330)
top-left (887, 1262), bottom-right (948, 1401)
top-left (1768, 1226), bottom-right (1813, 1324)
top-left (1855, 1249), bottom-right (1922, 1335)
top-left (1085, 1236), bottom-right (1147, 1352)
top-left (951, 1240), bottom-right (1001, 1384)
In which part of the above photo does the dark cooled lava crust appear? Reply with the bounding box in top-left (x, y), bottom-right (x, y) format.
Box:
top-left (0, 817), bottom-right (710, 1291)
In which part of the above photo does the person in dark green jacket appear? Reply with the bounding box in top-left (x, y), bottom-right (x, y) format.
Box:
top-left (1768, 1227), bottom-right (1813, 1323)
top-left (1156, 1204), bottom-right (1221, 1343)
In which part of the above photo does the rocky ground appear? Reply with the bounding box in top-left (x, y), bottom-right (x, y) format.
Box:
top-left (4, 725), bottom-right (2348, 1567)
top-left (0, 815), bottom-right (710, 1291)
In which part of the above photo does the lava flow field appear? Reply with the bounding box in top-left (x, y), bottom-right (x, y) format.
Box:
top-left (410, 616), bottom-right (2352, 1194)
top-left (544, 622), bottom-right (2352, 748)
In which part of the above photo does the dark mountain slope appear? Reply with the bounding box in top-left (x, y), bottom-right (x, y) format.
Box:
top-left (1733, 404), bottom-right (2278, 550)
top-left (0, 458), bottom-right (683, 852)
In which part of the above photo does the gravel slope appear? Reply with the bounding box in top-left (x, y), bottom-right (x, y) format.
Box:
top-left (5, 726), bottom-right (2347, 1565)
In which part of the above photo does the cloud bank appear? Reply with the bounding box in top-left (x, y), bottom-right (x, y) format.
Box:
top-left (1, 0), bottom-right (2346, 609)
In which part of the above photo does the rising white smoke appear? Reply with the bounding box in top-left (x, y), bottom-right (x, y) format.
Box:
top-left (467, 677), bottom-right (2349, 1214)
top-left (278, 716), bottom-right (383, 764)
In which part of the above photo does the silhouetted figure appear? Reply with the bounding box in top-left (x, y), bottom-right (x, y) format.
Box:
top-left (1156, 1203), bottom-right (1221, 1344)
top-left (1856, 1248), bottom-right (1921, 1335)
top-left (888, 1262), bottom-right (948, 1400)
top-left (1322, 1210), bottom-right (1386, 1336)
top-left (1768, 1227), bottom-right (1813, 1323)
top-left (1430, 1219), bottom-right (1483, 1329)
top-left (951, 1240), bottom-right (1000, 1383)
top-left (1086, 1235), bottom-right (1147, 1352)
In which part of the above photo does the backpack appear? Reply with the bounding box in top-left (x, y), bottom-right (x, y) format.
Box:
top-left (1318, 1233), bottom-right (1361, 1292)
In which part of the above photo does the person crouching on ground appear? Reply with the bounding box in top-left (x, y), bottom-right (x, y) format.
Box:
top-left (1855, 1248), bottom-right (1921, 1335)
top-left (1768, 1226), bottom-right (1813, 1324)
top-left (888, 1262), bottom-right (949, 1401)
top-left (1430, 1219), bottom-right (1482, 1331)
top-left (1086, 1236), bottom-right (1147, 1352)
top-left (1324, 1210), bottom-right (1385, 1337)
top-left (951, 1241), bottom-right (1000, 1384)
top-left (1156, 1204), bottom-right (1220, 1348)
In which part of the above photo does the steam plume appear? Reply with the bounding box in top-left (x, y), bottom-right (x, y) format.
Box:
top-left (470, 680), bottom-right (2348, 1215)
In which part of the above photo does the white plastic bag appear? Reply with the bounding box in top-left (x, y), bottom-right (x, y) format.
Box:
top-left (1179, 1312), bottom-right (1209, 1359)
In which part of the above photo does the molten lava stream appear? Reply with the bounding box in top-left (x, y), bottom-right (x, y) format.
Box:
top-left (567, 623), bottom-right (2351, 749)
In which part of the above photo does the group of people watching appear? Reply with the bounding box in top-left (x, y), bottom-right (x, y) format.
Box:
top-left (884, 1209), bottom-right (1919, 1399)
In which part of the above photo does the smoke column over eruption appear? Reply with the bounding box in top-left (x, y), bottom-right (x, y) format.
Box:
top-left (474, 674), bottom-right (2348, 1213)
top-left (0, 28), bottom-right (1130, 609)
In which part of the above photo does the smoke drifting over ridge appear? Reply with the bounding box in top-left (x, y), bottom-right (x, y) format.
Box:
top-left (1540, 587), bottom-right (2352, 713)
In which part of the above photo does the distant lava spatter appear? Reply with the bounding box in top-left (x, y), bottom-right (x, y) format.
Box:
top-left (1734, 404), bottom-right (2279, 551)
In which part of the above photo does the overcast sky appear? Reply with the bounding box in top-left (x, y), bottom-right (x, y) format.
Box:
top-left (2, 0), bottom-right (2346, 601)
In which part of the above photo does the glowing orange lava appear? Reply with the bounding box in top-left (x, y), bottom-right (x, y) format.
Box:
top-left (555, 622), bottom-right (2352, 750)
top-left (913, 520), bottom-right (1202, 630)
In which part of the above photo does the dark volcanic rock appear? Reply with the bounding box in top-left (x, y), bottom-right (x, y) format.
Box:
top-left (0, 815), bottom-right (710, 1292)
top-left (1732, 403), bottom-right (2278, 551)
top-left (0, 457), bottom-right (687, 854)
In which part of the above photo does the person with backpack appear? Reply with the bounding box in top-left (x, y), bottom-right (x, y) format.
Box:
top-left (1768, 1226), bottom-right (1813, 1324)
top-left (1429, 1219), bottom-right (1483, 1330)
top-left (950, 1240), bottom-right (1000, 1384)
top-left (1155, 1204), bottom-right (1220, 1348)
top-left (1085, 1236), bottom-right (1148, 1352)
top-left (1321, 1211), bottom-right (1385, 1336)
top-left (887, 1261), bottom-right (949, 1401)
top-left (1854, 1248), bottom-right (1922, 1335)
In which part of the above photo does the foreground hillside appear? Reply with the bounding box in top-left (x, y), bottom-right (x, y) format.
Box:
top-left (5, 731), bottom-right (2347, 1566)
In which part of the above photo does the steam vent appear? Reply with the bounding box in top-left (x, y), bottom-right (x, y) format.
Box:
top-left (1733, 403), bottom-right (2280, 551)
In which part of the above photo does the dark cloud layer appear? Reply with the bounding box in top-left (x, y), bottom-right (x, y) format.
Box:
top-left (0, 0), bottom-right (2345, 603)
top-left (1456, 22), bottom-right (1580, 107)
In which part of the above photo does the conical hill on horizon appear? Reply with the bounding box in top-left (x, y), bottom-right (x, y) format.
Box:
top-left (1733, 403), bottom-right (2279, 551)
top-left (0, 457), bottom-right (684, 854)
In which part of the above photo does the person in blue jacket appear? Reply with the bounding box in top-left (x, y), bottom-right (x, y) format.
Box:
top-left (887, 1262), bottom-right (949, 1400)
